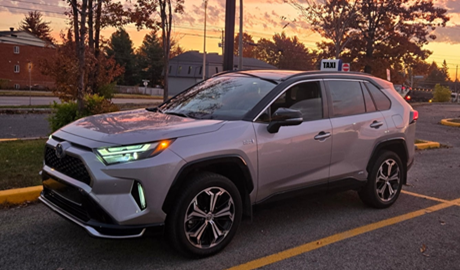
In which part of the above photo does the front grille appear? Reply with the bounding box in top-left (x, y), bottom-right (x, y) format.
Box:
top-left (44, 146), bottom-right (91, 185)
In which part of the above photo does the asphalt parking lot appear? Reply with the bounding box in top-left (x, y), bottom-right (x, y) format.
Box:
top-left (1, 103), bottom-right (460, 270)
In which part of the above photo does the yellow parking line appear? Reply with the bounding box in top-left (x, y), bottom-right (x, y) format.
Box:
top-left (401, 190), bottom-right (453, 204)
top-left (228, 198), bottom-right (460, 270)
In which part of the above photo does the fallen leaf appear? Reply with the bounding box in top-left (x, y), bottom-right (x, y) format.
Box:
top-left (420, 244), bottom-right (427, 253)
top-left (316, 241), bottom-right (322, 245)
top-left (440, 220), bottom-right (446, 225)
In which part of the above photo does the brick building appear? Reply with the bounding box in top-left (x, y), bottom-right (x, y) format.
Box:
top-left (0, 28), bottom-right (56, 89)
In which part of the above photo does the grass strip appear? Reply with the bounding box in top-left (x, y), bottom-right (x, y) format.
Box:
top-left (0, 139), bottom-right (46, 190)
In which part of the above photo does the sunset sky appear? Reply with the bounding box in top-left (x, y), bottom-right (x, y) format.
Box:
top-left (1, 0), bottom-right (459, 80)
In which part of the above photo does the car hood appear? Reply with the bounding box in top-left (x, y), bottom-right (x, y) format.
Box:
top-left (58, 109), bottom-right (225, 145)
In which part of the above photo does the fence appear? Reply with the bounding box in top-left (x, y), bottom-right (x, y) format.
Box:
top-left (114, 85), bottom-right (163, 96)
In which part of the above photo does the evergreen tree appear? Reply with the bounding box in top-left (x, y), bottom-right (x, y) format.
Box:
top-left (19, 11), bottom-right (54, 43)
top-left (106, 29), bottom-right (139, 86)
top-left (137, 31), bottom-right (164, 87)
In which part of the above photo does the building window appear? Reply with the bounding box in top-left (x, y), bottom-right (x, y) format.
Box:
top-left (216, 67), bottom-right (219, 73)
top-left (178, 66), bottom-right (182, 74)
top-left (188, 66), bottom-right (192, 74)
top-left (199, 66), bottom-right (202, 75)
top-left (14, 46), bottom-right (20, 54)
top-left (169, 66), bottom-right (172, 73)
top-left (14, 65), bottom-right (20, 73)
top-left (14, 84), bottom-right (20, 89)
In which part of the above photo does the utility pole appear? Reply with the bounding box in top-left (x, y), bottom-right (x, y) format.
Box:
top-left (238, 0), bottom-right (243, 70)
top-left (202, 0), bottom-right (208, 80)
top-left (223, 0), bottom-right (235, 71)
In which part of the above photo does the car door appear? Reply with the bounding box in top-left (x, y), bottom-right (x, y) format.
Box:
top-left (325, 79), bottom-right (389, 184)
top-left (253, 80), bottom-right (333, 202)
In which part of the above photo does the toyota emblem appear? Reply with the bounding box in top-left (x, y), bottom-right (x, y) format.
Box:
top-left (55, 143), bottom-right (65, 159)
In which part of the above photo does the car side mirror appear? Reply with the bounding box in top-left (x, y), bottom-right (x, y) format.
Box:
top-left (267, 108), bottom-right (303, 133)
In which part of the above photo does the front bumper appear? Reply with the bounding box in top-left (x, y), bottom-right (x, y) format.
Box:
top-left (40, 178), bottom-right (164, 239)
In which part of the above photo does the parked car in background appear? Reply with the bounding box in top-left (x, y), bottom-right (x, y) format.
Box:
top-left (40, 70), bottom-right (418, 257)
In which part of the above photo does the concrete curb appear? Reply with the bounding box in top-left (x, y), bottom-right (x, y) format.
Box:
top-left (0, 186), bottom-right (42, 204)
top-left (440, 118), bottom-right (460, 127)
top-left (415, 140), bottom-right (441, 150)
top-left (0, 137), bottom-right (47, 142)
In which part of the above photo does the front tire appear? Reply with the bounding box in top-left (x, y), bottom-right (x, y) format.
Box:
top-left (167, 172), bottom-right (242, 257)
top-left (359, 151), bottom-right (404, 209)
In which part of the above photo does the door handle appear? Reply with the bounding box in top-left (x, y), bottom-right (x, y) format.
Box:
top-left (314, 132), bottom-right (331, 141)
top-left (370, 121), bottom-right (384, 129)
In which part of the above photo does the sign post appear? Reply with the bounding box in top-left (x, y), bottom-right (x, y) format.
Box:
top-left (142, 80), bottom-right (149, 95)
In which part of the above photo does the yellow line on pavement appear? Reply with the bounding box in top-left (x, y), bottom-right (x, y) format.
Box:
top-left (228, 198), bottom-right (460, 270)
top-left (401, 190), bottom-right (460, 207)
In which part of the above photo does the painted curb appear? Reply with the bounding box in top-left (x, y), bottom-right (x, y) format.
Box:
top-left (0, 137), bottom-right (47, 142)
top-left (440, 118), bottom-right (460, 127)
top-left (0, 186), bottom-right (42, 205)
top-left (415, 140), bottom-right (441, 150)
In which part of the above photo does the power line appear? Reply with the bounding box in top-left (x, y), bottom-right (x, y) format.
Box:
top-left (10, 0), bottom-right (66, 8)
top-left (0, 5), bottom-right (67, 16)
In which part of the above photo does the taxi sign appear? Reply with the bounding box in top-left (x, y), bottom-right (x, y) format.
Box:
top-left (320, 59), bottom-right (343, 71)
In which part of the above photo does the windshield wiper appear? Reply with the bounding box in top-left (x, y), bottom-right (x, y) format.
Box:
top-left (164, 111), bottom-right (192, 118)
top-left (146, 107), bottom-right (164, 113)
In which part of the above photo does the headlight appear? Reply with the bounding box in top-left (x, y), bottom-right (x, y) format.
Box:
top-left (96, 139), bottom-right (173, 165)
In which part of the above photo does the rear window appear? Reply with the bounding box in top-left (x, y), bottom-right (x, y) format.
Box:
top-left (364, 82), bottom-right (391, 111)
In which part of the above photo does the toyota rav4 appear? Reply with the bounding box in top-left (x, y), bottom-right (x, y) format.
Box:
top-left (40, 70), bottom-right (417, 257)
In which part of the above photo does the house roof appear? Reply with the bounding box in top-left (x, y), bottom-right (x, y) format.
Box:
top-left (0, 30), bottom-right (54, 48)
top-left (170, 51), bottom-right (276, 69)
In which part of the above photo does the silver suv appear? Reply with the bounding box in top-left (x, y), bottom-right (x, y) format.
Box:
top-left (40, 70), bottom-right (417, 257)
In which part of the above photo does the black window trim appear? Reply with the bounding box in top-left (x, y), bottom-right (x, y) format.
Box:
top-left (362, 81), bottom-right (392, 112)
top-left (252, 79), bottom-right (328, 122)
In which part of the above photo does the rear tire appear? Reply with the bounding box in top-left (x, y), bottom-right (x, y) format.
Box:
top-left (167, 172), bottom-right (242, 257)
top-left (359, 151), bottom-right (404, 209)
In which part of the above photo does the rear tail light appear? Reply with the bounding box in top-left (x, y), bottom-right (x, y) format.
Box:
top-left (410, 110), bottom-right (418, 124)
top-left (405, 95), bottom-right (411, 101)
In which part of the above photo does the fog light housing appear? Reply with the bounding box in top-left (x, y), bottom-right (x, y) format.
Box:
top-left (131, 181), bottom-right (147, 210)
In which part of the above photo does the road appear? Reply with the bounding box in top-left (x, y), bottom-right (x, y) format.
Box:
top-left (0, 96), bottom-right (159, 106)
top-left (1, 103), bottom-right (460, 270)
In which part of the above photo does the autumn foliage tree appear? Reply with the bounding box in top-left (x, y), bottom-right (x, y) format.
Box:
top-left (39, 31), bottom-right (123, 102)
top-left (292, 0), bottom-right (449, 80)
top-left (233, 32), bottom-right (257, 58)
top-left (255, 32), bottom-right (318, 70)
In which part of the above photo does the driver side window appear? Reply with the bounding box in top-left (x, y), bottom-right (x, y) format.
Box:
top-left (257, 81), bottom-right (323, 123)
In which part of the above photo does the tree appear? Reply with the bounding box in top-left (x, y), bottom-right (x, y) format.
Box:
top-left (39, 30), bottom-right (123, 102)
top-left (19, 11), bottom-right (54, 43)
top-left (288, 0), bottom-right (359, 59)
top-left (133, 0), bottom-right (184, 101)
top-left (353, 0), bottom-right (449, 74)
top-left (106, 29), bottom-right (139, 85)
top-left (424, 61), bottom-right (450, 88)
top-left (255, 32), bottom-right (318, 70)
top-left (233, 32), bottom-right (257, 58)
top-left (137, 31), bottom-right (164, 87)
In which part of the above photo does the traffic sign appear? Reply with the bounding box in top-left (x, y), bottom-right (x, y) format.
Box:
top-left (342, 63), bottom-right (350, 72)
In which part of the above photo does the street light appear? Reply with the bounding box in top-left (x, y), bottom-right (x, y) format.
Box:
top-left (203, 0), bottom-right (208, 80)
top-left (238, 0), bottom-right (243, 70)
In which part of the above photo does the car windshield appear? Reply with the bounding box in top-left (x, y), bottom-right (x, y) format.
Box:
top-left (158, 75), bottom-right (277, 120)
